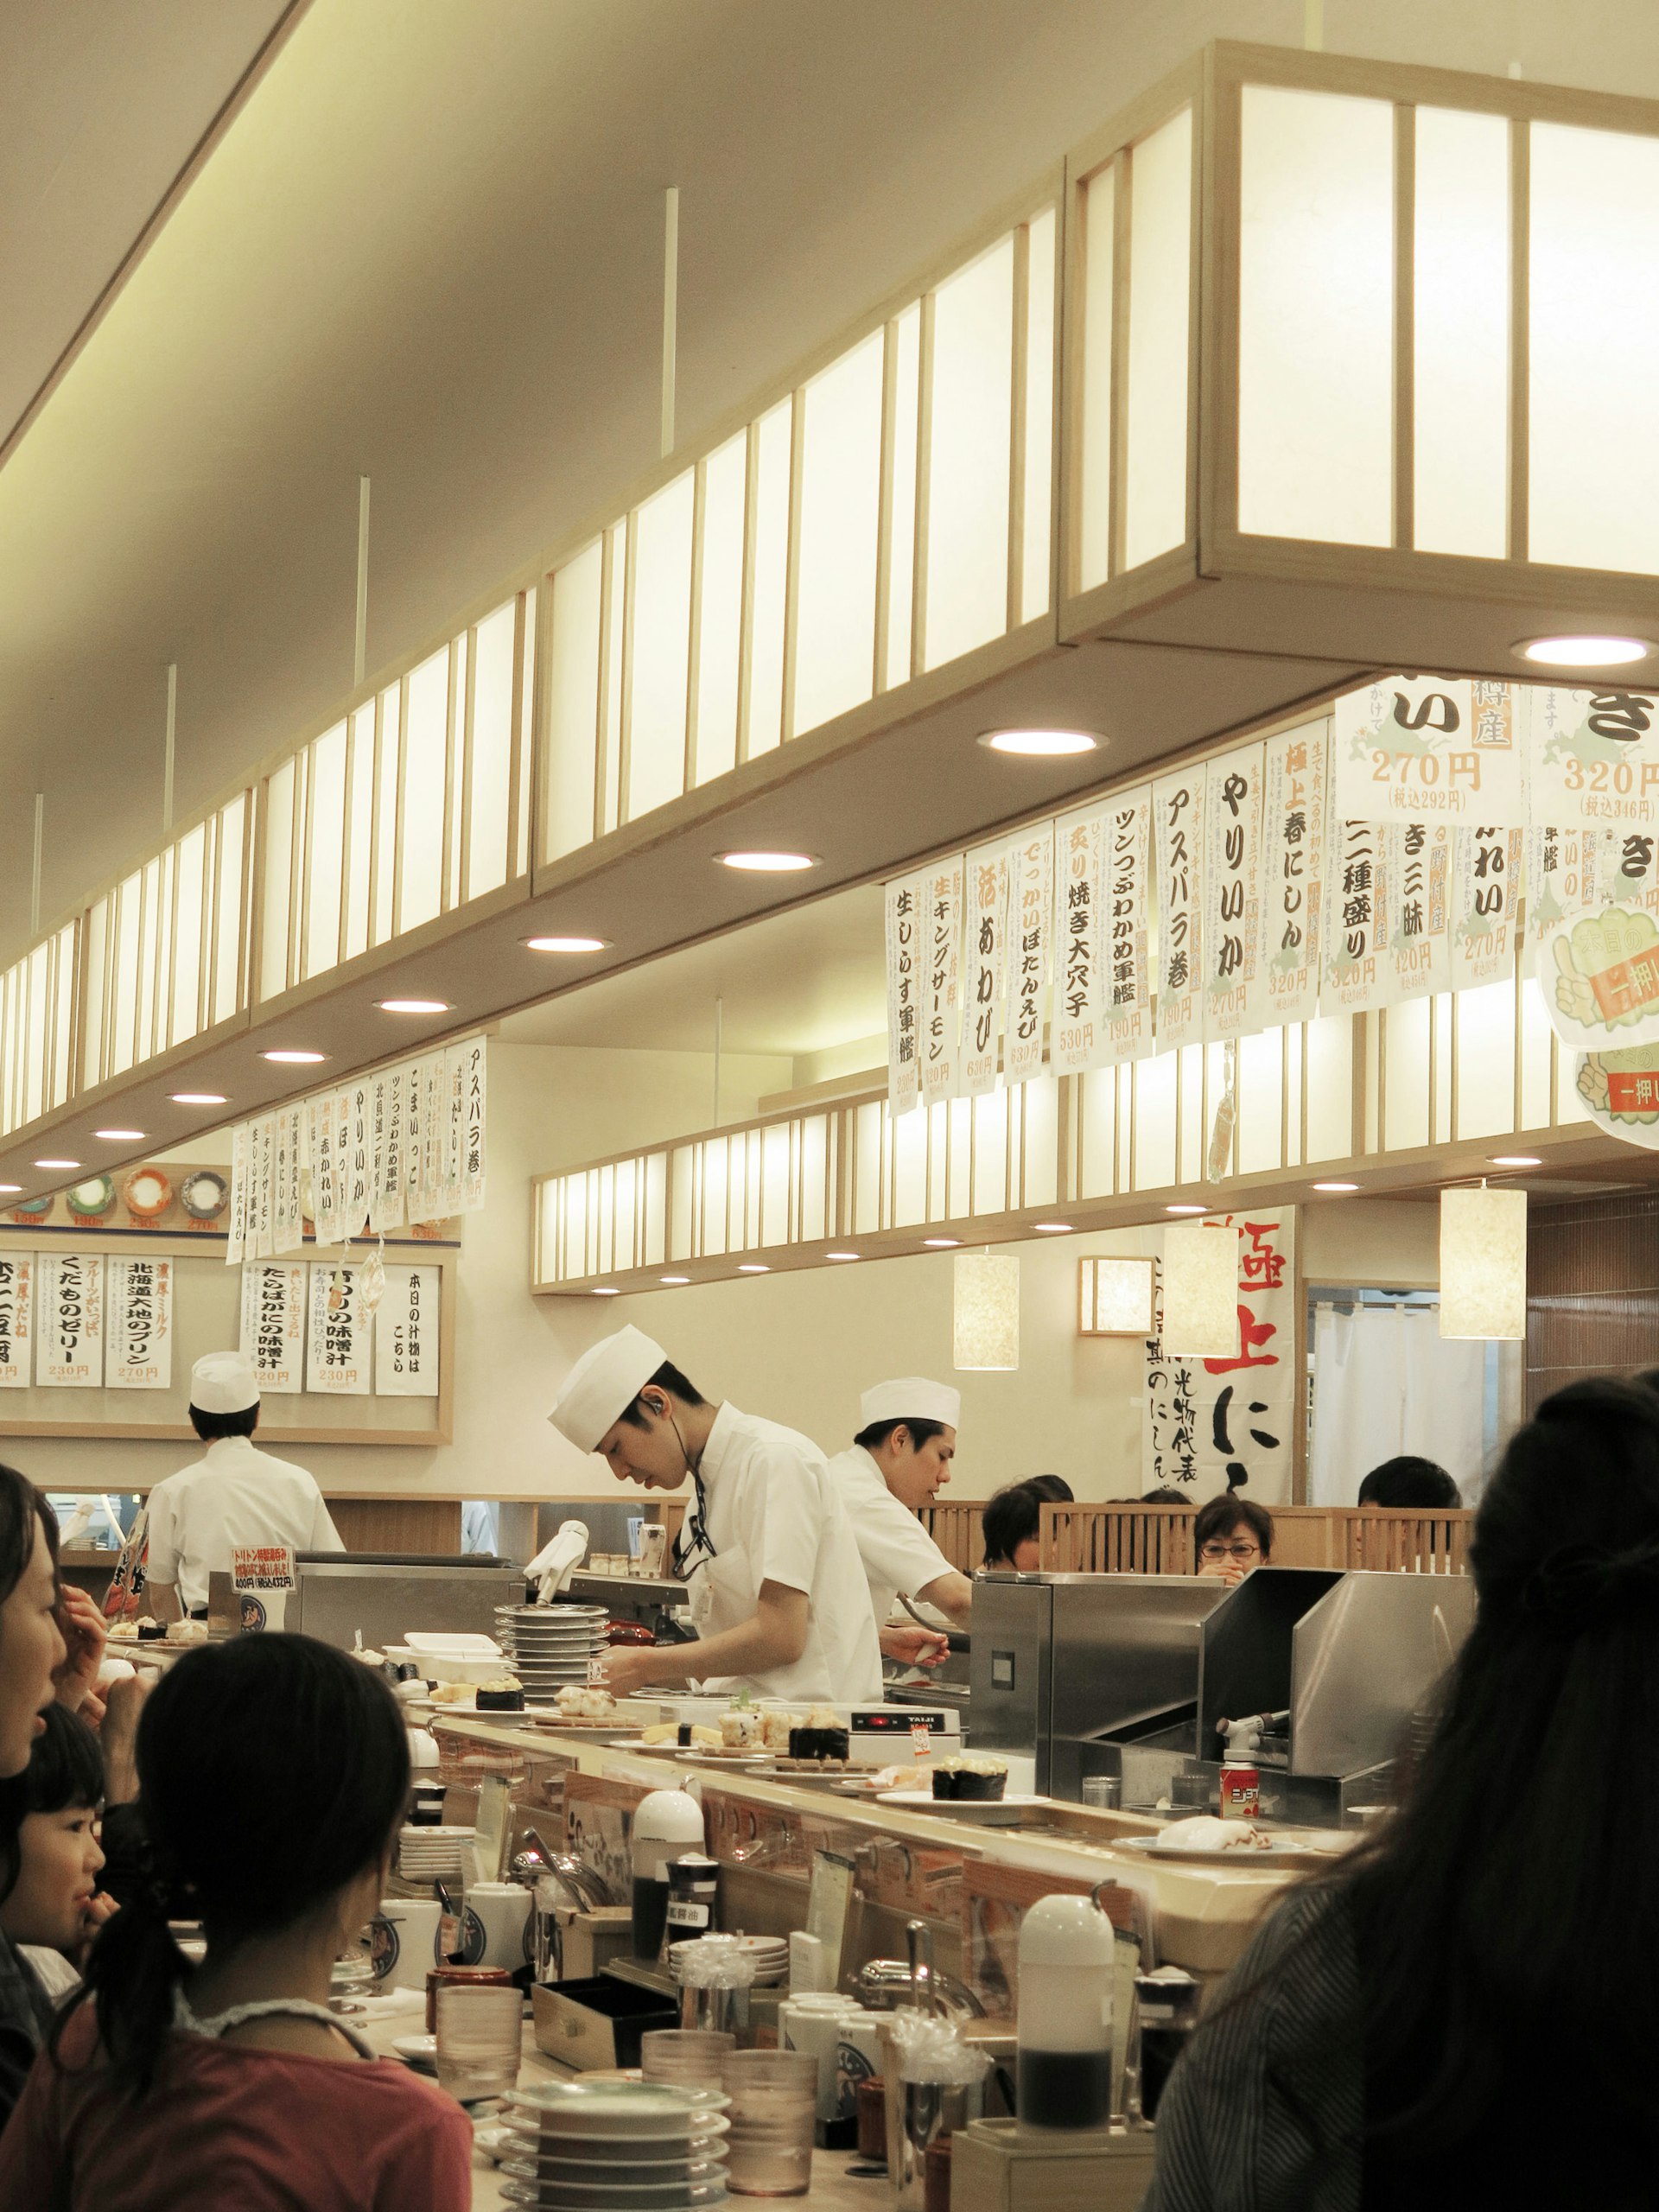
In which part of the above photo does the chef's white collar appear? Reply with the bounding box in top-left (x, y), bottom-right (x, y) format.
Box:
top-left (693, 1401), bottom-right (741, 1487)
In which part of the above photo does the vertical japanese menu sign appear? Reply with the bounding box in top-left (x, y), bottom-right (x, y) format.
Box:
top-left (459, 1035), bottom-right (487, 1213)
top-left (1101, 792), bottom-right (1153, 1065)
top-left (270, 1103), bottom-right (308, 1256)
top-left (375, 1266), bottom-right (441, 1396)
top-left (1144, 1209), bottom-right (1294, 1504)
top-left (1333, 676), bottom-right (1522, 827)
top-left (239, 1262), bottom-right (307, 1393)
top-left (1261, 721), bottom-right (1328, 1028)
top-left (307, 1264), bottom-right (370, 1395)
top-left (961, 845), bottom-right (1010, 1097)
top-left (1154, 768), bottom-right (1205, 1049)
top-left (346, 1079), bottom-right (373, 1239)
top-left (371, 1067), bottom-right (406, 1233)
top-left (308, 1090), bottom-right (344, 1247)
top-left (1006, 826), bottom-right (1052, 1087)
top-left (922, 859), bottom-right (963, 1108)
top-left (1051, 809), bottom-right (1103, 1075)
top-left (35, 1255), bottom-right (104, 1388)
top-left (1324, 818), bottom-right (1393, 1015)
top-left (0, 1258), bottom-right (31, 1388)
top-left (885, 874), bottom-right (922, 1116)
top-left (1450, 824), bottom-right (1524, 992)
top-left (106, 1258), bottom-right (172, 1389)
top-left (1202, 743), bottom-right (1265, 1039)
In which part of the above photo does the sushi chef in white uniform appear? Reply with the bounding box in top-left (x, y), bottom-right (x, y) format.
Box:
top-left (828, 1377), bottom-right (974, 1667)
top-left (548, 1325), bottom-right (881, 1706)
top-left (145, 1351), bottom-right (345, 1622)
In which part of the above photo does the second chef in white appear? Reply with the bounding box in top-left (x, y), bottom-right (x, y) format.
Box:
top-left (828, 1377), bottom-right (973, 1668)
top-left (548, 1325), bottom-right (882, 1706)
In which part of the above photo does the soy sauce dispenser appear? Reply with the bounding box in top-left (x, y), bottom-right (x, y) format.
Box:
top-left (1015, 1893), bottom-right (1114, 2132)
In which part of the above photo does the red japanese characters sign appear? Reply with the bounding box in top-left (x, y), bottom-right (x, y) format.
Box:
top-left (1144, 1208), bottom-right (1295, 1503)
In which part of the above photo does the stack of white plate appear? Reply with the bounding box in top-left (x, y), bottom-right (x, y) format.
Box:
top-left (495, 2082), bottom-right (729, 2211)
top-left (397, 1823), bottom-right (475, 1885)
top-left (494, 1605), bottom-right (611, 1706)
top-left (732, 1936), bottom-right (788, 1986)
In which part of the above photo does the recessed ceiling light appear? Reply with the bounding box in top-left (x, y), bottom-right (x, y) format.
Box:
top-left (716, 851), bottom-right (818, 873)
top-left (1165, 1203), bottom-right (1206, 1215)
top-left (1312, 1181), bottom-right (1359, 1193)
top-left (1489, 1154), bottom-right (1542, 1168)
top-left (35, 1159), bottom-right (78, 1170)
top-left (377, 998), bottom-right (451, 1015)
top-left (0, 1185), bottom-right (19, 1196)
top-left (737, 1263), bottom-right (771, 1274)
top-left (93, 1129), bottom-right (145, 1142)
top-left (524, 935), bottom-right (609, 953)
top-left (660, 1275), bottom-right (690, 1285)
top-left (593, 1287), bottom-right (620, 1297)
top-left (978, 728), bottom-right (1101, 758)
top-left (1515, 633), bottom-right (1655, 667)
top-left (923, 1237), bottom-right (962, 1248)
top-left (262, 1049), bottom-right (326, 1065)
top-left (170, 1092), bottom-right (228, 1106)
top-left (826, 1250), bottom-right (861, 1262)
top-left (1033, 1222), bottom-right (1074, 1233)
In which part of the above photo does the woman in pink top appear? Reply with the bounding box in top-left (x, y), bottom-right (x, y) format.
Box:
top-left (0, 1633), bottom-right (472, 2209)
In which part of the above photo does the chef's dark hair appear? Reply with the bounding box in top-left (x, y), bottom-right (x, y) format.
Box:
top-left (853, 1416), bottom-right (947, 1453)
top-left (22, 1703), bottom-right (104, 1816)
top-left (1192, 1494), bottom-right (1274, 1558)
top-left (188, 1402), bottom-right (259, 1442)
top-left (1200, 1378), bottom-right (1659, 2171)
top-left (619, 1361), bottom-right (709, 1426)
top-left (1357, 1454), bottom-right (1460, 1509)
top-left (0, 1465), bottom-right (60, 1897)
top-left (981, 1476), bottom-right (1073, 1567)
top-left (60, 1632), bottom-right (408, 2097)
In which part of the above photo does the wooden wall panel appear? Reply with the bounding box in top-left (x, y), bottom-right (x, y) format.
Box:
top-left (1527, 1192), bottom-right (1659, 1414)
top-left (328, 1499), bottom-right (463, 1554)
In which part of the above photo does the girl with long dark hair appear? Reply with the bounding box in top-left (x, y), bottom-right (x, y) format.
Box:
top-left (0, 1633), bottom-right (471, 2209)
top-left (0, 1464), bottom-right (67, 2119)
top-left (1145, 1376), bottom-right (1659, 2210)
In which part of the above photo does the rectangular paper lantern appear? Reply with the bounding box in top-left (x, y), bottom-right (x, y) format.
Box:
top-left (1440, 1185), bottom-right (1527, 1339)
top-left (1161, 1219), bottom-right (1237, 1357)
top-left (1079, 1256), bottom-right (1157, 1336)
top-left (955, 1251), bottom-right (1020, 1371)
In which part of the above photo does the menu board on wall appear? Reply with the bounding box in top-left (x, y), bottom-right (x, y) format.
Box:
top-left (106, 1257), bottom-right (172, 1390)
top-left (239, 1262), bottom-right (307, 1394)
top-left (375, 1265), bottom-right (441, 1397)
top-left (35, 1255), bottom-right (105, 1389)
top-left (307, 1264), bottom-right (370, 1395)
top-left (0, 1258), bottom-right (31, 1389)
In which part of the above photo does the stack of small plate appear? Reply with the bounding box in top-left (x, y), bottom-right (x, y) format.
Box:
top-left (397, 1823), bottom-right (475, 1886)
top-left (495, 2081), bottom-right (729, 2210)
top-left (732, 1936), bottom-right (787, 1986)
top-left (494, 1605), bottom-right (611, 1707)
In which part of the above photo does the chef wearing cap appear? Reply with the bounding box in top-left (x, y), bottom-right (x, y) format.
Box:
top-left (828, 1379), bottom-right (973, 1666)
top-left (548, 1325), bottom-right (881, 1705)
top-left (143, 1351), bottom-right (345, 1623)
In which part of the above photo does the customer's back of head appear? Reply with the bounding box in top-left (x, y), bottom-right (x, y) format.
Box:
top-left (1346, 1377), bottom-right (1659, 2161)
top-left (0, 1633), bottom-right (472, 2211)
top-left (1356, 1454), bottom-right (1460, 1509)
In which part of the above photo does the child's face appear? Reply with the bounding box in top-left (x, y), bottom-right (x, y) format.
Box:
top-left (2, 1803), bottom-right (105, 1953)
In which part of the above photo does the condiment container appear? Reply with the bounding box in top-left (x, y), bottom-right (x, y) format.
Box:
top-left (425, 1961), bottom-right (513, 2035)
top-left (660, 1851), bottom-right (720, 1957)
top-left (632, 1788), bottom-right (705, 1959)
top-left (1014, 1895), bottom-right (1113, 2132)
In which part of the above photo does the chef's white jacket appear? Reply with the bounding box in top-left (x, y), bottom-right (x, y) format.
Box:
top-left (827, 1444), bottom-right (957, 1629)
top-left (144, 1435), bottom-right (345, 1612)
top-left (686, 1403), bottom-right (882, 1704)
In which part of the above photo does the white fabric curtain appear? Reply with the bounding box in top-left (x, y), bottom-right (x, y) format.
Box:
top-left (1308, 1304), bottom-right (1486, 1506)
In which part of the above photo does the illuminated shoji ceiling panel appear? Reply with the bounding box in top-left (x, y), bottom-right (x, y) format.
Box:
top-left (537, 190), bottom-right (1059, 865)
top-left (257, 594), bottom-right (534, 1003)
top-left (0, 924), bottom-right (77, 1142)
top-left (1064, 42), bottom-right (1659, 677)
top-left (531, 964), bottom-right (1593, 1295)
top-left (79, 791), bottom-right (251, 1093)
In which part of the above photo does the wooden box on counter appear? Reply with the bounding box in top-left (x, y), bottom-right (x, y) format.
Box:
top-left (950, 2118), bottom-right (1157, 2212)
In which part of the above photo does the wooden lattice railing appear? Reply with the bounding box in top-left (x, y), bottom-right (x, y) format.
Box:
top-left (918, 1501), bottom-right (1472, 1576)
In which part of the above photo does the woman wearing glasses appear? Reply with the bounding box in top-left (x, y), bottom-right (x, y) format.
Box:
top-left (1192, 1494), bottom-right (1274, 1586)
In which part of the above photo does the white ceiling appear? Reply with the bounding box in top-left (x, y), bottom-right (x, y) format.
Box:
top-left (10, 0), bottom-right (1659, 976)
top-left (498, 881), bottom-right (887, 1060)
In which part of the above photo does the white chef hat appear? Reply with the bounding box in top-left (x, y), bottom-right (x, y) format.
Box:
top-left (859, 1376), bottom-right (962, 1430)
top-left (549, 1325), bottom-right (668, 1453)
top-left (190, 1350), bottom-right (261, 1416)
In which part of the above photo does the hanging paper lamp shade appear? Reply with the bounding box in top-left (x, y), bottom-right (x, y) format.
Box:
top-left (1161, 1219), bottom-right (1237, 1357)
top-left (1440, 1185), bottom-right (1527, 1339)
top-left (1078, 1256), bottom-right (1156, 1336)
top-left (954, 1252), bottom-right (1020, 1370)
